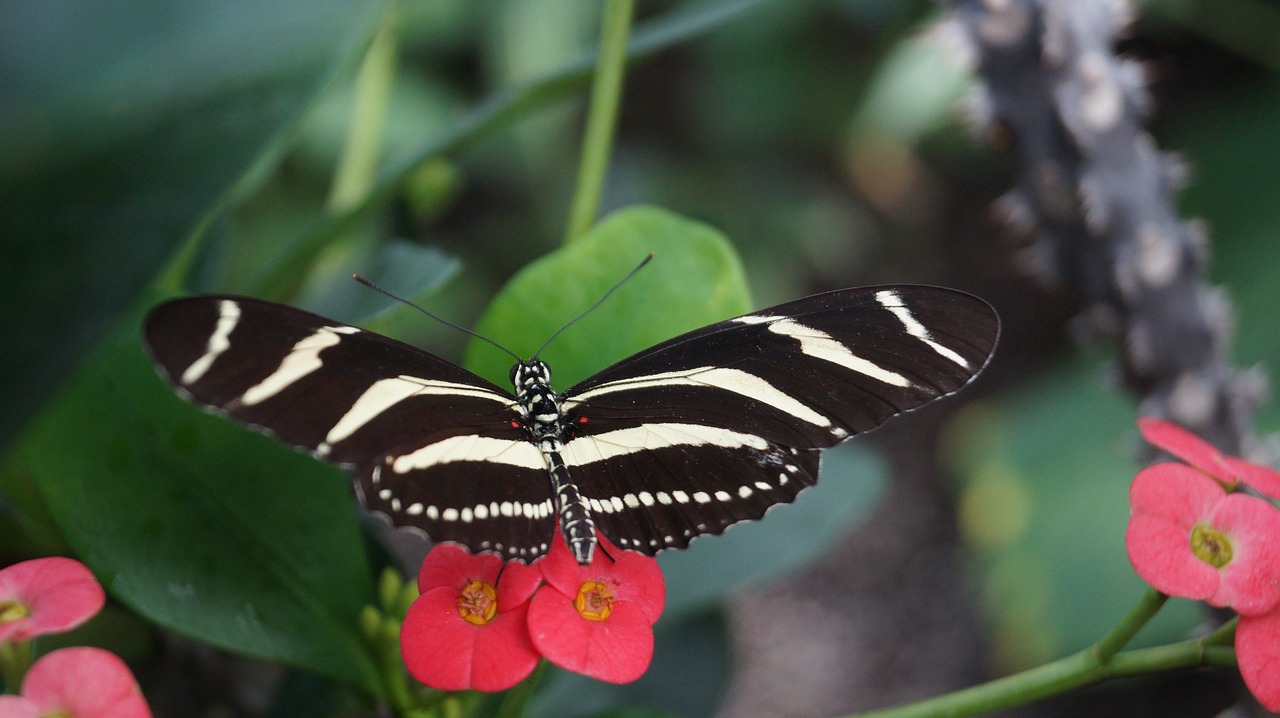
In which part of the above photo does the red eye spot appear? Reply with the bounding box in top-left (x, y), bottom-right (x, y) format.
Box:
top-left (511, 421), bottom-right (520, 429)
top-left (578, 416), bottom-right (589, 424)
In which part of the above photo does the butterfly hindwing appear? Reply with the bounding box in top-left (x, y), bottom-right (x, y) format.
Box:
top-left (562, 429), bottom-right (821, 555)
top-left (356, 426), bottom-right (558, 560)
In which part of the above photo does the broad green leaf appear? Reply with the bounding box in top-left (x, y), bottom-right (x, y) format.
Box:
top-left (0, 0), bottom-right (389, 448)
top-left (8, 308), bottom-right (380, 691)
top-left (464, 205), bottom-right (752, 386)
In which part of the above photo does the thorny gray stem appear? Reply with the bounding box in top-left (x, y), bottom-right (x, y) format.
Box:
top-left (943, 0), bottom-right (1267, 456)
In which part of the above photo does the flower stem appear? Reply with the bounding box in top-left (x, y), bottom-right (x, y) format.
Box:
top-left (495, 661), bottom-right (546, 718)
top-left (1094, 588), bottom-right (1166, 661)
top-left (852, 591), bottom-right (1230, 718)
top-left (0, 639), bottom-right (31, 691)
top-left (563, 0), bottom-right (634, 244)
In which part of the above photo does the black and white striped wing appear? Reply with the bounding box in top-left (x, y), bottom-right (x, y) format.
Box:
top-left (143, 297), bottom-right (555, 554)
top-left (557, 285), bottom-right (998, 555)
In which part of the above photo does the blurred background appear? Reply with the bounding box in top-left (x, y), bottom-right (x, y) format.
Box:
top-left (2, 0), bottom-right (1278, 715)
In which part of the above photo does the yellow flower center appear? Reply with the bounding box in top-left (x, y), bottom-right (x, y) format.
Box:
top-left (1191, 525), bottom-right (1234, 568)
top-left (456, 580), bottom-right (498, 626)
top-left (574, 580), bottom-right (615, 622)
top-left (0, 600), bottom-right (29, 624)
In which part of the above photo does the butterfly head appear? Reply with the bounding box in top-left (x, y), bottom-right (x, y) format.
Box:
top-left (510, 359), bottom-right (553, 399)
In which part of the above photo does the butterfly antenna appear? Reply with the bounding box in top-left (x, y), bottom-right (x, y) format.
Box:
top-left (352, 275), bottom-right (522, 363)
top-left (531, 253), bottom-right (653, 359)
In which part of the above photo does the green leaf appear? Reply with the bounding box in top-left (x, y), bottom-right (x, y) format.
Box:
top-left (0, 0), bottom-right (389, 448)
top-left (7, 307), bottom-right (380, 691)
top-left (464, 205), bottom-right (752, 386)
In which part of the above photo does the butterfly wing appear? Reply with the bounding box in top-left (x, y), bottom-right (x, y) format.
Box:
top-left (558, 285), bottom-right (999, 555)
top-left (144, 296), bottom-right (555, 557)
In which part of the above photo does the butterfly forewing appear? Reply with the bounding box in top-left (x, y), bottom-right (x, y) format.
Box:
top-left (563, 286), bottom-right (997, 446)
top-left (144, 296), bottom-right (519, 466)
top-left (144, 284), bottom-right (998, 563)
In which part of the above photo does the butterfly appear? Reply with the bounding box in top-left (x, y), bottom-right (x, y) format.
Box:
top-left (144, 282), bottom-right (998, 564)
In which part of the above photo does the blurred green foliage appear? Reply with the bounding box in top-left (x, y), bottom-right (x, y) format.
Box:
top-left (1, 0), bottom-right (1278, 714)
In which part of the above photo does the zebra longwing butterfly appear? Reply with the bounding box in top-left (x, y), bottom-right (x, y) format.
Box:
top-left (143, 284), bottom-right (998, 565)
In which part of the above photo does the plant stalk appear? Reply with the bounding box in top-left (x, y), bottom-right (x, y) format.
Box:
top-left (564, 0), bottom-right (635, 244)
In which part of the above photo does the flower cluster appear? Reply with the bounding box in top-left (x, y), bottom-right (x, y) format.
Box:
top-left (0, 557), bottom-right (150, 718)
top-left (401, 531), bottom-right (665, 692)
top-left (1125, 419), bottom-right (1280, 709)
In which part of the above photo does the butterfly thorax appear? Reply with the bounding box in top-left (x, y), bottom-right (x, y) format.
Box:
top-left (511, 359), bottom-right (598, 564)
top-left (511, 360), bottom-right (563, 445)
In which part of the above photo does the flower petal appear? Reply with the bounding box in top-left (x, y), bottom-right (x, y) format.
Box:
top-left (0, 696), bottom-right (42, 718)
top-left (1224, 457), bottom-right (1280, 500)
top-left (1237, 611), bottom-right (1280, 710)
top-left (21, 647), bottom-right (150, 718)
top-left (1138, 419), bottom-right (1233, 480)
top-left (418, 543), bottom-right (502, 592)
top-left (1126, 464), bottom-right (1226, 600)
top-left (1126, 514), bottom-right (1219, 600)
top-left (417, 543), bottom-right (543, 610)
top-left (1207, 494), bottom-right (1280, 615)
top-left (401, 586), bottom-right (540, 692)
top-left (0, 558), bottom-right (105, 643)
top-left (527, 585), bottom-right (654, 684)
top-left (539, 533), bottom-right (665, 623)
top-left (1129, 463), bottom-right (1224, 521)
top-left (1138, 418), bottom-right (1280, 496)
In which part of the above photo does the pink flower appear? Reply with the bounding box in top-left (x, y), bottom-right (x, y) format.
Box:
top-left (527, 532), bottom-right (665, 684)
top-left (1236, 611), bottom-right (1280, 710)
top-left (0, 647), bottom-right (150, 718)
top-left (400, 544), bottom-right (544, 692)
top-left (0, 558), bottom-right (105, 644)
top-left (1138, 418), bottom-right (1280, 497)
top-left (1126, 462), bottom-right (1280, 615)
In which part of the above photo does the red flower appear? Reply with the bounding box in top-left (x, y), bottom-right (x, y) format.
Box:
top-left (1236, 611), bottom-right (1280, 711)
top-left (400, 544), bottom-right (544, 692)
top-left (0, 558), bottom-right (105, 644)
top-left (527, 532), bottom-right (665, 684)
top-left (1126, 462), bottom-right (1280, 615)
top-left (0, 647), bottom-right (150, 718)
top-left (1138, 418), bottom-right (1280, 497)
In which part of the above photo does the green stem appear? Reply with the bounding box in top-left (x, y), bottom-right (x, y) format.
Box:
top-left (563, 0), bottom-right (634, 244)
top-left (854, 635), bottom-right (1231, 718)
top-left (328, 5), bottom-right (398, 212)
top-left (852, 590), bottom-right (1235, 718)
top-left (245, 0), bottom-right (771, 297)
top-left (0, 639), bottom-right (31, 692)
top-left (1094, 588), bottom-right (1166, 661)
top-left (1204, 615), bottom-right (1239, 646)
top-left (495, 661), bottom-right (547, 718)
